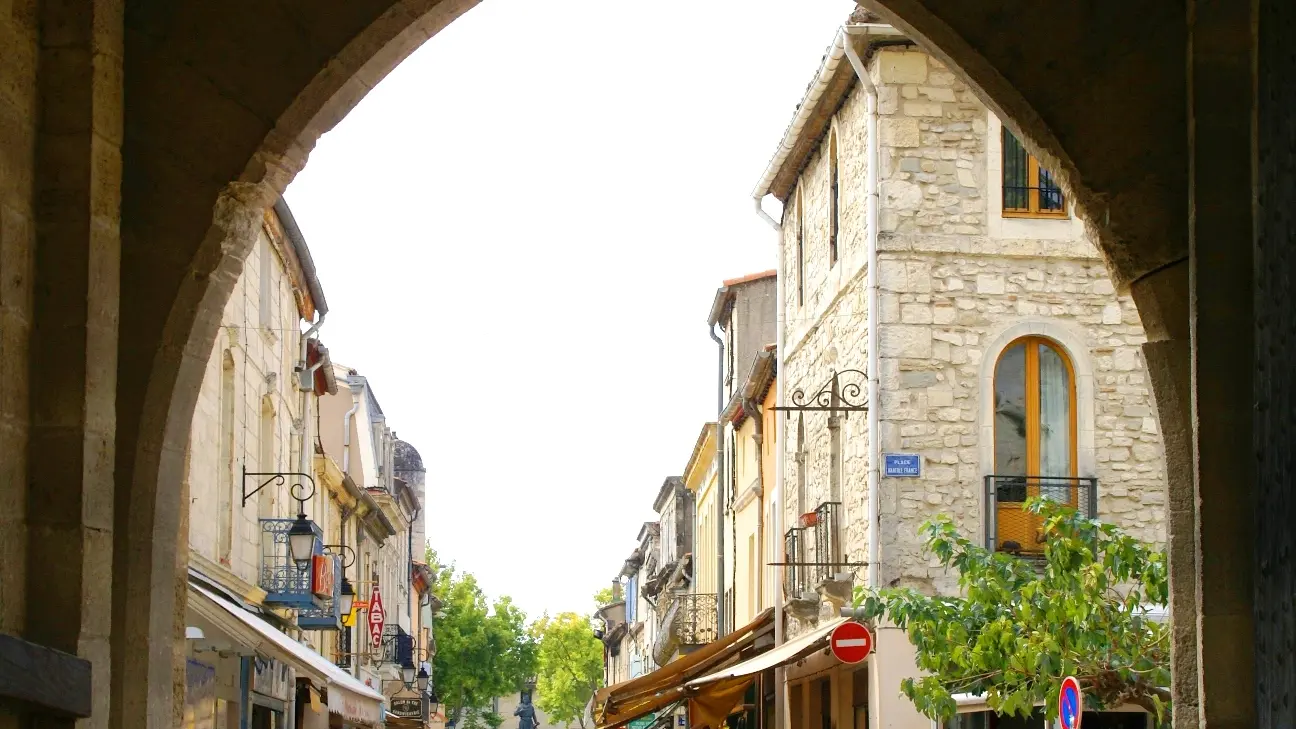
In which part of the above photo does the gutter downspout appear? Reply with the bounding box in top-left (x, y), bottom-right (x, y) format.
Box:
top-left (298, 314), bottom-right (325, 513)
top-left (708, 323), bottom-right (726, 637)
top-left (843, 26), bottom-right (882, 593)
top-left (342, 382), bottom-right (362, 477)
top-left (753, 198), bottom-right (784, 729)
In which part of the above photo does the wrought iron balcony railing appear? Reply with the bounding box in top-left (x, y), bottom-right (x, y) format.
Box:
top-left (984, 475), bottom-right (1098, 556)
top-left (783, 527), bottom-right (811, 598)
top-left (810, 501), bottom-right (842, 584)
top-left (380, 625), bottom-right (414, 667)
top-left (260, 518), bottom-right (325, 609)
top-left (652, 592), bottom-right (717, 665)
top-left (335, 626), bottom-right (352, 669)
top-left (298, 546), bottom-right (343, 630)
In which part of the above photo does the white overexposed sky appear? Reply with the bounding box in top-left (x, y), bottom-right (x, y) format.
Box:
top-left (285, 0), bottom-right (853, 621)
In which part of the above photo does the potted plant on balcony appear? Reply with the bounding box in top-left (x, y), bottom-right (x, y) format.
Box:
top-left (798, 511), bottom-right (820, 528)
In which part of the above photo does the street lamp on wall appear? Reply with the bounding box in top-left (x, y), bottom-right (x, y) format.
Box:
top-left (243, 469), bottom-right (320, 571)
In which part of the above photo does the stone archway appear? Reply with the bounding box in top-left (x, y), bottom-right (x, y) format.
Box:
top-left (1, 1), bottom-right (1275, 728)
top-left (112, 3), bottom-right (482, 728)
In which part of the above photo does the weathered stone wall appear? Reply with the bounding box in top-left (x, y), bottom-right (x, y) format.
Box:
top-left (186, 226), bottom-right (308, 588)
top-left (0, 0), bottom-right (37, 650)
top-left (779, 47), bottom-right (1168, 617)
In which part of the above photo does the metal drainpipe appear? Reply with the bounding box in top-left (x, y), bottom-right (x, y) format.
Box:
top-left (843, 27), bottom-right (883, 591)
top-left (708, 323), bottom-right (726, 636)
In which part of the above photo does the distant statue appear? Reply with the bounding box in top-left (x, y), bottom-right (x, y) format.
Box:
top-left (515, 690), bottom-right (539, 729)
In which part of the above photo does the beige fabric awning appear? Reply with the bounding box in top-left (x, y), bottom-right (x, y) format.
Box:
top-left (189, 584), bottom-right (385, 726)
top-left (594, 609), bottom-right (773, 729)
top-left (687, 617), bottom-right (847, 687)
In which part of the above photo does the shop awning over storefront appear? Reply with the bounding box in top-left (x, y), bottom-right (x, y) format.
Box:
top-left (188, 584), bottom-right (385, 727)
top-left (680, 618), bottom-right (848, 729)
top-left (687, 617), bottom-right (847, 687)
top-left (594, 609), bottom-right (773, 729)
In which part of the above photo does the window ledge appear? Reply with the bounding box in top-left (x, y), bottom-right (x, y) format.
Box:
top-left (1001, 210), bottom-right (1070, 220)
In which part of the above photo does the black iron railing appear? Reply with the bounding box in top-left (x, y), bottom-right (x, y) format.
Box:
top-left (335, 626), bottom-right (352, 669)
top-left (984, 475), bottom-right (1098, 556)
top-left (380, 625), bottom-right (413, 667)
top-left (811, 502), bottom-right (842, 584)
top-left (1003, 185), bottom-right (1066, 212)
top-left (673, 593), bottom-right (718, 645)
top-left (783, 528), bottom-right (810, 597)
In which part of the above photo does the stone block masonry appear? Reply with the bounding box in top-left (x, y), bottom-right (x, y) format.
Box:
top-left (779, 46), bottom-right (1168, 614)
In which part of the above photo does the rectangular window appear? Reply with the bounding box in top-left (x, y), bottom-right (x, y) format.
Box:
top-left (1001, 128), bottom-right (1067, 218)
top-left (626, 577), bottom-right (637, 623)
top-left (828, 133), bottom-right (839, 266)
top-left (796, 192), bottom-right (805, 306)
top-left (259, 239), bottom-right (273, 329)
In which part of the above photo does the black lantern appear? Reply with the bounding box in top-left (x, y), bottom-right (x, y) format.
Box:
top-left (338, 576), bottom-right (356, 615)
top-left (427, 689), bottom-right (441, 716)
top-left (401, 662), bottom-right (417, 687)
top-left (286, 511), bottom-right (316, 570)
top-left (242, 469), bottom-right (320, 571)
top-left (416, 666), bottom-right (430, 693)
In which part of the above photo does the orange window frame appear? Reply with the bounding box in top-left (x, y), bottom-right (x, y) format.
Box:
top-left (993, 335), bottom-right (1079, 478)
top-left (1002, 132), bottom-right (1069, 220)
top-left (992, 337), bottom-right (1080, 550)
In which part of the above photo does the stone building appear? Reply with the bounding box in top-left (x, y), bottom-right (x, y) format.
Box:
top-left (750, 21), bottom-right (1169, 729)
top-left (317, 368), bottom-right (426, 714)
top-left (182, 200), bottom-right (390, 729)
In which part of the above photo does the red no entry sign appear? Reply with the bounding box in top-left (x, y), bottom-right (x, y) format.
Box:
top-left (830, 622), bottom-right (873, 664)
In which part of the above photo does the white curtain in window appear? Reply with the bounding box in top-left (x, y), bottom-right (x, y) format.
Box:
top-left (1037, 344), bottom-right (1071, 484)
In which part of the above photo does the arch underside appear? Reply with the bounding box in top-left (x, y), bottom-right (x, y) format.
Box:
top-left (5, 0), bottom-right (1261, 727)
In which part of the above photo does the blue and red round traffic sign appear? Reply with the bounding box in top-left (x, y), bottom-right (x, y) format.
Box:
top-left (1058, 676), bottom-right (1083, 729)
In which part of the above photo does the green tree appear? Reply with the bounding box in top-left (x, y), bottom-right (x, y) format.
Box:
top-left (592, 587), bottom-right (615, 610)
top-left (533, 612), bottom-right (604, 729)
top-left (854, 499), bottom-right (1170, 725)
top-left (427, 548), bottom-right (539, 729)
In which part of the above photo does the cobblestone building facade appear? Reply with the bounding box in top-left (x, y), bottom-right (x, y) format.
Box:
top-left (756, 26), bottom-right (1170, 729)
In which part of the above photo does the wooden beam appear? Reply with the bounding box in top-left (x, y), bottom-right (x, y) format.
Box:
top-left (0, 632), bottom-right (92, 718)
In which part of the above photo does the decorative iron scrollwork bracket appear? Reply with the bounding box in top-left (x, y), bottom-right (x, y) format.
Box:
top-left (772, 368), bottom-right (869, 414)
top-left (321, 544), bottom-right (356, 569)
top-left (242, 468), bottom-right (317, 509)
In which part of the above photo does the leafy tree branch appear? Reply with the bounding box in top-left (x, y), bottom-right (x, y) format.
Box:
top-left (853, 499), bottom-right (1170, 725)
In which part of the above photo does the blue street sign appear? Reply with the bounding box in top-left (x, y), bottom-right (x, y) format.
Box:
top-left (1059, 676), bottom-right (1083, 729)
top-left (883, 453), bottom-right (921, 477)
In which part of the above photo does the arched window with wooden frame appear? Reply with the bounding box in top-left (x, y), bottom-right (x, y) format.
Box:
top-left (991, 336), bottom-right (1079, 554)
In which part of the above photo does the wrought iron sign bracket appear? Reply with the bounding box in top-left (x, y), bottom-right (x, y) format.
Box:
top-left (242, 468), bottom-right (317, 509)
top-left (771, 369), bottom-right (869, 414)
top-left (321, 544), bottom-right (357, 569)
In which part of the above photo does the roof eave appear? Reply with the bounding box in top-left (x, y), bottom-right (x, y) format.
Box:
top-left (752, 24), bottom-right (906, 204)
top-left (273, 198), bottom-right (329, 317)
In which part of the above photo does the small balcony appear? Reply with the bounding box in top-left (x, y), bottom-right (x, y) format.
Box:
top-left (783, 527), bottom-right (811, 599)
top-left (984, 475), bottom-right (1098, 556)
top-left (259, 518), bottom-right (324, 610)
top-left (380, 625), bottom-right (414, 667)
top-left (652, 593), bottom-right (717, 665)
top-left (298, 546), bottom-right (344, 631)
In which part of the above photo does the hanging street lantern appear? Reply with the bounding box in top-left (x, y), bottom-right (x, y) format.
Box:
top-left (286, 512), bottom-right (317, 570)
top-left (242, 469), bottom-right (321, 572)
